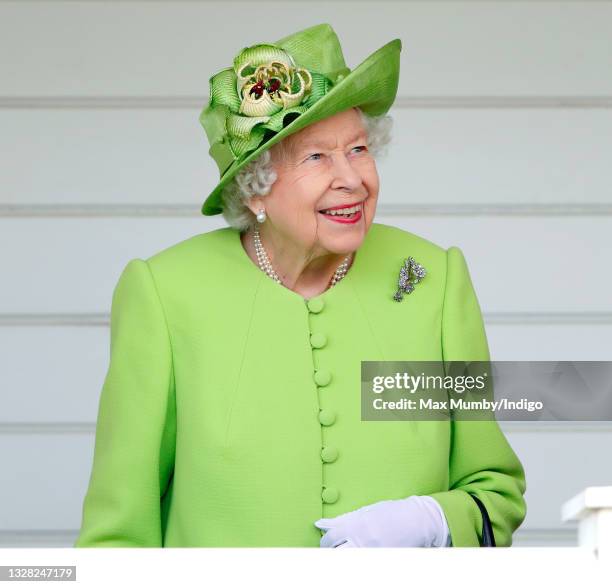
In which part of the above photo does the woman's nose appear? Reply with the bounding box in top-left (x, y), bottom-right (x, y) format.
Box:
top-left (330, 153), bottom-right (362, 191)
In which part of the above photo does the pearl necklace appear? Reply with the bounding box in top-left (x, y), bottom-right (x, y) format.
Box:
top-left (252, 226), bottom-right (353, 289)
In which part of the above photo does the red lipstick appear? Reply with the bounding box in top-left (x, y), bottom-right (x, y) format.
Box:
top-left (319, 201), bottom-right (364, 224)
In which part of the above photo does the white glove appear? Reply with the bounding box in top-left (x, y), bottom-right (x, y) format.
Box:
top-left (314, 495), bottom-right (451, 548)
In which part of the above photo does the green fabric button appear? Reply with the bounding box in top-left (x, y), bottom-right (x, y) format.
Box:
top-left (321, 446), bottom-right (339, 463)
top-left (322, 487), bottom-right (339, 504)
top-left (310, 333), bottom-right (327, 348)
top-left (313, 369), bottom-right (332, 386)
top-left (318, 409), bottom-right (336, 426)
top-left (306, 297), bottom-right (325, 313)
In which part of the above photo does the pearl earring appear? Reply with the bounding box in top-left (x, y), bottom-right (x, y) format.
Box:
top-left (256, 208), bottom-right (267, 223)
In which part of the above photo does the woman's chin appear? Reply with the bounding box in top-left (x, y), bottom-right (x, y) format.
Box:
top-left (318, 229), bottom-right (367, 256)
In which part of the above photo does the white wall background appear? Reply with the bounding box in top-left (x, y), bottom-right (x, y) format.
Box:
top-left (1, 0), bottom-right (611, 547)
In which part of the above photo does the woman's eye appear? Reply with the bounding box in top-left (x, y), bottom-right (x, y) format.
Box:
top-left (306, 146), bottom-right (366, 162)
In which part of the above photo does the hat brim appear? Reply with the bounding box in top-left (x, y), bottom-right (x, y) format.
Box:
top-left (201, 37), bottom-right (401, 216)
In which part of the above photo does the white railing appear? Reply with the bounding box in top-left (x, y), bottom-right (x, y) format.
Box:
top-left (562, 485), bottom-right (612, 562)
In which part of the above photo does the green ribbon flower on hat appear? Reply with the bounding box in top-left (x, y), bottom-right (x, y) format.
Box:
top-left (236, 46), bottom-right (313, 116)
top-left (204, 43), bottom-right (334, 168)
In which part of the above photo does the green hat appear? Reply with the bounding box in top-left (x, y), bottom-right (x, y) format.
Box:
top-left (199, 23), bottom-right (402, 216)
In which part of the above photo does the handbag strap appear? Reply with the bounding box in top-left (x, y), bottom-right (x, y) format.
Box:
top-left (469, 494), bottom-right (496, 547)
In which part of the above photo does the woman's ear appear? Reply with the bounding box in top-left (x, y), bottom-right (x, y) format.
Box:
top-left (245, 195), bottom-right (265, 217)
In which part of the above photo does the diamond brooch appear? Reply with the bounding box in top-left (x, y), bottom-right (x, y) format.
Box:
top-left (393, 257), bottom-right (427, 302)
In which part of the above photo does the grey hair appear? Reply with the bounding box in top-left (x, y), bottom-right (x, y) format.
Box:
top-left (220, 106), bottom-right (393, 232)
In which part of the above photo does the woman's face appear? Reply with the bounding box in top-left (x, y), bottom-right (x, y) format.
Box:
top-left (251, 107), bottom-right (379, 257)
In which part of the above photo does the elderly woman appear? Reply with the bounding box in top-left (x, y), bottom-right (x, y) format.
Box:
top-left (75, 23), bottom-right (526, 548)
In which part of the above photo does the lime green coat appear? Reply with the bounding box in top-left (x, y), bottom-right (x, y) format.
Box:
top-left (75, 222), bottom-right (526, 547)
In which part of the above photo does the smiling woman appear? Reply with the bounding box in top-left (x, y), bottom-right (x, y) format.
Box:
top-left (75, 22), bottom-right (526, 549)
top-left (232, 106), bottom-right (390, 299)
top-left (220, 106), bottom-right (393, 233)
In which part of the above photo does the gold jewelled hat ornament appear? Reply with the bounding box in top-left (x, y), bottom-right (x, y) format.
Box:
top-left (199, 23), bottom-right (402, 216)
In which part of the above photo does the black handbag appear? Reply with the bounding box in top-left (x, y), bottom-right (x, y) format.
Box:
top-left (469, 494), bottom-right (496, 547)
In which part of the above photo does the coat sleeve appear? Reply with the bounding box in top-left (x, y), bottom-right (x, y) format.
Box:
top-left (428, 246), bottom-right (527, 547)
top-left (74, 258), bottom-right (176, 547)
